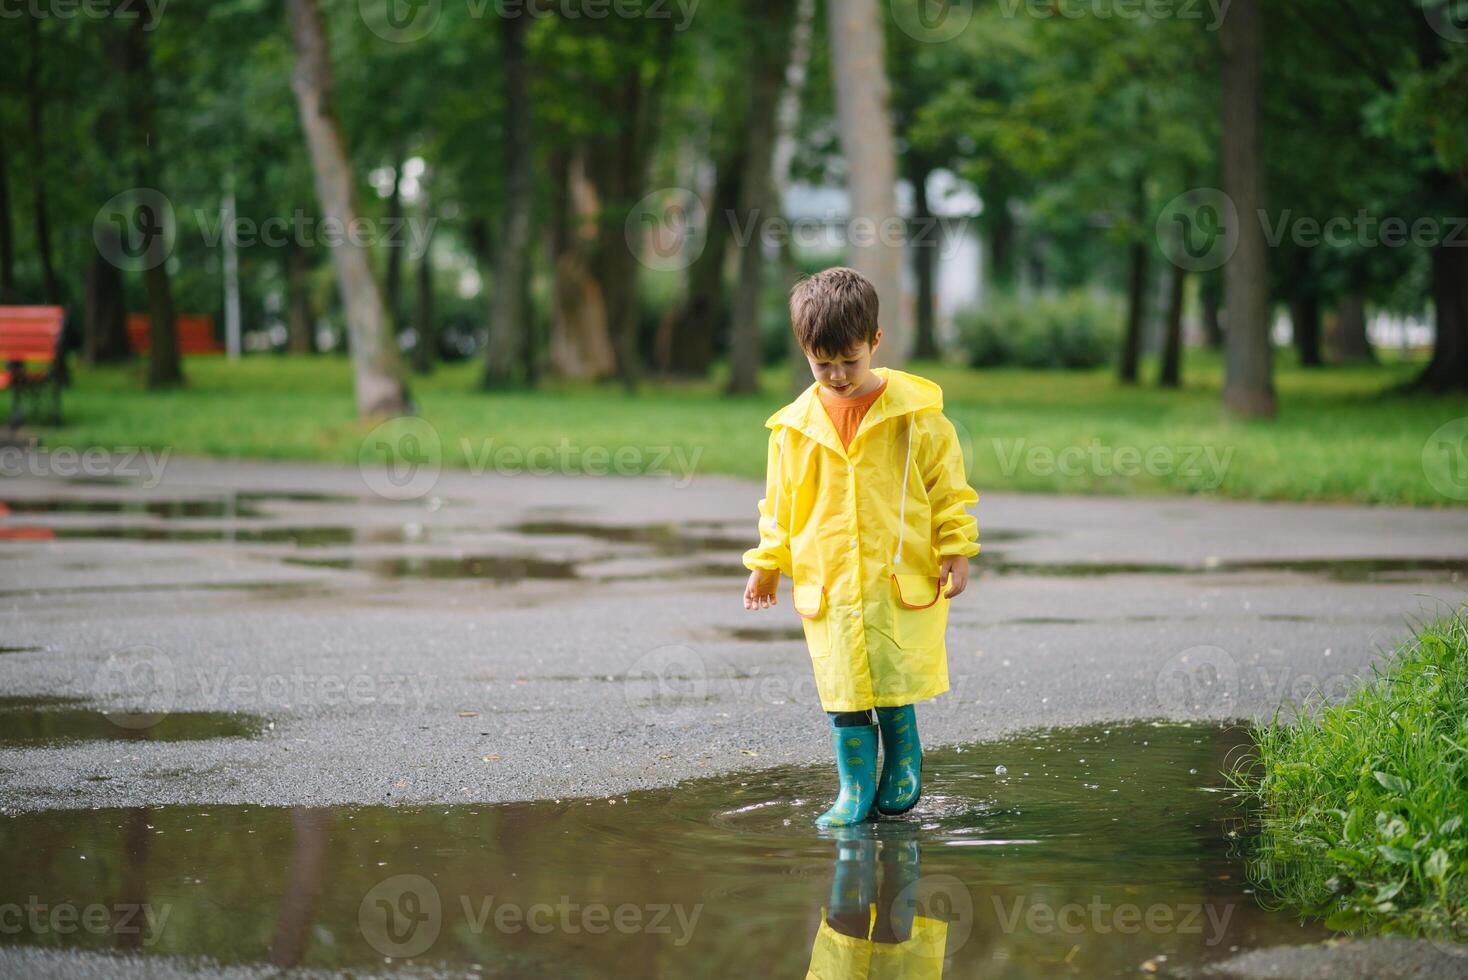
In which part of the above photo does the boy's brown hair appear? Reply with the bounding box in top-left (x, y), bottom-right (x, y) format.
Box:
top-left (789, 266), bottom-right (879, 359)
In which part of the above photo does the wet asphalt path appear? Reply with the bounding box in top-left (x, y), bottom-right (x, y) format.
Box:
top-left (1, 454), bottom-right (1465, 814)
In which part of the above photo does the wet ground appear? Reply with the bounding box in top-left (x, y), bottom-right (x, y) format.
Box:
top-left (2, 454), bottom-right (1467, 975)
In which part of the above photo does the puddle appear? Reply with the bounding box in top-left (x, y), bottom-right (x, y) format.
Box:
top-left (0, 722), bottom-right (1331, 976)
top-left (0, 697), bottom-right (267, 746)
top-left (2, 498), bottom-right (269, 519)
top-left (511, 520), bottom-right (750, 552)
top-left (0, 646), bottom-right (44, 655)
top-left (285, 555), bottom-right (580, 580)
top-left (724, 626), bottom-right (806, 642)
top-left (46, 526), bottom-right (361, 546)
top-left (986, 555), bottom-right (1467, 583)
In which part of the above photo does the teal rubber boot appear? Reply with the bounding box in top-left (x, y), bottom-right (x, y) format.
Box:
top-left (816, 723), bottom-right (878, 828)
top-left (875, 705), bottom-right (922, 815)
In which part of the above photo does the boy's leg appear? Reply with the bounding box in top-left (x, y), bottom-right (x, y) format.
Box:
top-left (825, 827), bottom-right (877, 938)
top-left (816, 712), bottom-right (878, 827)
top-left (872, 836), bottom-right (920, 944)
top-left (874, 704), bottom-right (923, 815)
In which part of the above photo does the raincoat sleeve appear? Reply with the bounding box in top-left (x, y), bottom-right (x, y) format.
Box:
top-left (920, 413), bottom-right (980, 559)
top-left (741, 428), bottom-right (793, 578)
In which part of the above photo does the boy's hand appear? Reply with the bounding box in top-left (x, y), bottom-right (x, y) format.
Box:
top-left (939, 555), bottom-right (970, 598)
top-left (743, 568), bottom-right (780, 610)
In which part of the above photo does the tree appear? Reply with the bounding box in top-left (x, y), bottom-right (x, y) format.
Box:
top-left (827, 0), bottom-right (902, 365)
top-left (286, 0), bottom-right (405, 417)
top-left (1220, 0), bottom-right (1275, 416)
top-left (484, 9), bottom-right (533, 389)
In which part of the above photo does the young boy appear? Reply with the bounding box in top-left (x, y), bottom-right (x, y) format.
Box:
top-left (741, 266), bottom-right (980, 827)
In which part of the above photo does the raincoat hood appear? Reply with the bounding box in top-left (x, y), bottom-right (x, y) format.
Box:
top-left (763, 368), bottom-right (943, 456)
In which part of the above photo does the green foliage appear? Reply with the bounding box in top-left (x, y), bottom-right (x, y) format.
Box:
top-left (954, 291), bottom-right (1121, 370)
top-left (1231, 608), bottom-right (1468, 942)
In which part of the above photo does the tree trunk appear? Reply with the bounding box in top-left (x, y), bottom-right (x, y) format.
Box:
top-left (413, 219), bottom-right (434, 375)
top-left (727, 0), bottom-right (793, 396)
top-left (83, 242), bottom-right (129, 363)
top-left (1291, 294), bottom-right (1322, 368)
top-left (1415, 242), bottom-right (1468, 391)
top-left (286, 239), bottom-right (314, 353)
top-left (287, 0), bottom-right (404, 417)
top-left (383, 151), bottom-right (405, 338)
top-left (268, 809), bottom-right (332, 968)
top-left (827, 0), bottom-right (904, 366)
top-left (985, 191), bottom-right (1017, 299)
top-left (908, 154), bottom-right (939, 360)
top-left (658, 144), bottom-right (742, 377)
top-left (1219, 0), bottom-right (1275, 416)
top-left (0, 126), bottom-right (14, 303)
top-left (484, 9), bottom-right (533, 388)
top-left (1200, 269), bottom-right (1224, 349)
top-left (1328, 289), bottom-right (1374, 363)
top-left (1158, 262), bottom-right (1186, 388)
top-left (1120, 236), bottom-right (1148, 384)
top-left (111, 9), bottom-right (182, 388)
top-left (28, 19), bottom-right (61, 305)
top-left (546, 149), bottom-right (617, 380)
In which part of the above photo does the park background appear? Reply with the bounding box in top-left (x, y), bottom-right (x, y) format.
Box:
top-left (1, 0), bottom-right (1466, 506)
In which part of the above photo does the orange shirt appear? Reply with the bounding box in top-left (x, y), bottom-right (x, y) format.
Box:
top-left (817, 378), bottom-right (887, 450)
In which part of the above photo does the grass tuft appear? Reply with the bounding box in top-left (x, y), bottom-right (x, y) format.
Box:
top-left (1229, 606), bottom-right (1468, 941)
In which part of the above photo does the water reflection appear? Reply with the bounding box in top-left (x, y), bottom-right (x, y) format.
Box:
top-left (0, 723), bottom-right (1334, 977)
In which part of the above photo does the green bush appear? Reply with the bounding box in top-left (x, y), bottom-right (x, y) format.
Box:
top-left (954, 290), bottom-right (1121, 369)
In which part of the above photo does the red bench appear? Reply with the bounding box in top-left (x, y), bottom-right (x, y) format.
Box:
top-left (127, 313), bottom-right (223, 355)
top-left (0, 305), bottom-right (66, 426)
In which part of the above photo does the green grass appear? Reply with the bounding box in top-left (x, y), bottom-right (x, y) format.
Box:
top-left (32, 348), bottom-right (1468, 505)
top-left (1229, 607), bottom-right (1468, 942)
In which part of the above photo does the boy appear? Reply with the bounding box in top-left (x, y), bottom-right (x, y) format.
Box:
top-left (742, 266), bottom-right (980, 828)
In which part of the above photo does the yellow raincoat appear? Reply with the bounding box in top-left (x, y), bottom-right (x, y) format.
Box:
top-left (742, 367), bottom-right (980, 712)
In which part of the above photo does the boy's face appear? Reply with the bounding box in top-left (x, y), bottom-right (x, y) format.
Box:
top-left (804, 328), bottom-right (883, 399)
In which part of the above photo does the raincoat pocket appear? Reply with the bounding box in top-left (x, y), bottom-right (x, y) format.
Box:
top-left (890, 573), bottom-right (946, 650)
top-left (792, 582), bottom-right (830, 658)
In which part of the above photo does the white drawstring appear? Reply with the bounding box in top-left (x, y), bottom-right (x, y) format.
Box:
top-left (893, 419), bottom-right (913, 565)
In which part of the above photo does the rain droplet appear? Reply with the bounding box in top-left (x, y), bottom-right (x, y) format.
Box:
top-left (994, 765), bottom-right (1007, 776)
